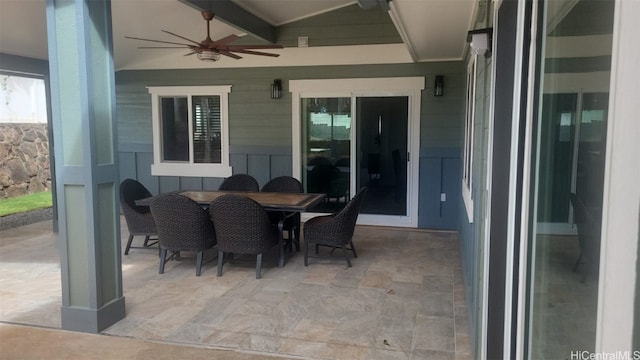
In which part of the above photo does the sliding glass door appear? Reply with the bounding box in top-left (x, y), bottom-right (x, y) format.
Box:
top-left (523, 0), bottom-right (614, 358)
top-left (291, 78), bottom-right (424, 227)
top-left (355, 96), bottom-right (408, 216)
top-left (300, 96), bottom-right (409, 217)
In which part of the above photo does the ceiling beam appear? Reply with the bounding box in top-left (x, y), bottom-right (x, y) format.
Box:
top-left (387, 1), bottom-right (418, 62)
top-left (357, 0), bottom-right (390, 11)
top-left (179, 0), bottom-right (277, 43)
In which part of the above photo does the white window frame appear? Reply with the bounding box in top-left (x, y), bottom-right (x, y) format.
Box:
top-left (148, 85), bottom-right (232, 178)
top-left (462, 57), bottom-right (478, 223)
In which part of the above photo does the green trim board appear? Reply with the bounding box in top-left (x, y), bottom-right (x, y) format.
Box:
top-left (61, 297), bottom-right (125, 334)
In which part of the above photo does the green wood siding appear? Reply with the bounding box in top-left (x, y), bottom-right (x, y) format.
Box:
top-left (115, 62), bottom-right (465, 149)
top-left (232, 4), bottom-right (401, 47)
top-left (115, 61), bottom-right (465, 230)
top-left (274, 4), bottom-right (401, 47)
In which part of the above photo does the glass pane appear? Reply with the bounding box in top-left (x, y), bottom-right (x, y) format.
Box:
top-left (537, 93), bottom-right (577, 223)
top-left (576, 93), bottom-right (608, 206)
top-left (301, 97), bottom-right (351, 212)
top-left (356, 97), bottom-right (408, 216)
top-left (160, 97), bottom-right (189, 162)
top-left (526, 0), bottom-right (614, 358)
top-left (192, 95), bottom-right (221, 164)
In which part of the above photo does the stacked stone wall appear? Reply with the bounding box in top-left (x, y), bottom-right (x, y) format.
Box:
top-left (0, 123), bottom-right (51, 198)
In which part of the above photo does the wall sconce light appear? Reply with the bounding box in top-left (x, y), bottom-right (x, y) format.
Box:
top-left (467, 28), bottom-right (493, 56)
top-left (434, 75), bottom-right (444, 97)
top-left (271, 79), bottom-right (282, 99)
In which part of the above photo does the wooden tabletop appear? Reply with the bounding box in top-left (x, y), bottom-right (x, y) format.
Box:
top-left (137, 190), bottom-right (326, 212)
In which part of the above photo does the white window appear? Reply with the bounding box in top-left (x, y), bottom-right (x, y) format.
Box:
top-left (462, 58), bottom-right (477, 222)
top-left (148, 86), bottom-right (232, 177)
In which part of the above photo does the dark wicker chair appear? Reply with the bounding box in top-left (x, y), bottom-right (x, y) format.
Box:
top-left (261, 176), bottom-right (304, 193)
top-left (261, 176), bottom-right (304, 252)
top-left (304, 187), bottom-right (367, 267)
top-left (569, 192), bottom-right (601, 282)
top-left (326, 166), bottom-right (350, 203)
top-left (307, 157), bottom-right (332, 194)
top-left (149, 194), bottom-right (217, 276)
top-left (209, 194), bottom-right (284, 279)
top-left (218, 174), bottom-right (260, 191)
top-left (119, 179), bottom-right (158, 255)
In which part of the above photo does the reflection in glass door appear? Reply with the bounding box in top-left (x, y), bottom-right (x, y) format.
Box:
top-left (537, 93), bottom-right (608, 234)
top-left (300, 96), bottom-right (410, 217)
top-left (301, 97), bottom-right (352, 213)
top-left (537, 93), bottom-right (577, 226)
top-left (524, 0), bottom-right (613, 358)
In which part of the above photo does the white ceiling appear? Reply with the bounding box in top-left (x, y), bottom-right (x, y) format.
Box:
top-left (0, 0), bottom-right (48, 61)
top-left (0, 0), bottom-right (476, 70)
top-left (233, 0), bottom-right (359, 26)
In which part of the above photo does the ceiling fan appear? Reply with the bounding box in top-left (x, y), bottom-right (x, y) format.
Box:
top-left (125, 11), bottom-right (283, 62)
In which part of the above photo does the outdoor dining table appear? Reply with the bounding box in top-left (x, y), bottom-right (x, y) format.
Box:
top-left (136, 190), bottom-right (326, 268)
top-left (135, 190), bottom-right (326, 212)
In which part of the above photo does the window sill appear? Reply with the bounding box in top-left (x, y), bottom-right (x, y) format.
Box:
top-left (151, 163), bottom-right (232, 178)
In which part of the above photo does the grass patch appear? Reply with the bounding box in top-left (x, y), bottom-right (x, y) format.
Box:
top-left (0, 191), bottom-right (52, 217)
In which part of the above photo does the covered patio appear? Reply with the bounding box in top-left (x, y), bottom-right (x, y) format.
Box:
top-left (0, 218), bottom-right (470, 359)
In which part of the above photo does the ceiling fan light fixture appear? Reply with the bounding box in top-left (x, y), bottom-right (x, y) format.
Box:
top-left (197, 50), bottom-right (221, 62)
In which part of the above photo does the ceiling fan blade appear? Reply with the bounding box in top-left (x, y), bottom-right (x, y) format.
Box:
top-left (127, 10), bottom-right (284, 62)
top-left (227, 44), bottom-right (284, 50)
top-left (219, 50), bottom-right (242, 59)
top-left (137, 46), bottom-right (189, 49)
top-left (161, 30), bottom-right (202, 47)
top-left (230, 49), bottom-right (280, 57)
top-left (213, 35), bottom-right (240, 47)
top-left (125, 36), bottom-right (192, 47)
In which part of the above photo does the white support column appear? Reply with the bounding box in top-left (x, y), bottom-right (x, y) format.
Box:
top-left (46, 0), bottom-right (124, 333)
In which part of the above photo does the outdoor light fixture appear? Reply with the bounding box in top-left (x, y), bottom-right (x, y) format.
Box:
top-left (197, 50), bottom-right (221, 62)
top-left (467, 28), bottom-right (493, 56)
top-left (434, 75), bottom-right (444, 97)
top-left (271, 79), bottom-right (282, 99)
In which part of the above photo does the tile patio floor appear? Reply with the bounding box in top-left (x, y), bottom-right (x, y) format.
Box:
top-left (0, 218), bottom-right (472, 360)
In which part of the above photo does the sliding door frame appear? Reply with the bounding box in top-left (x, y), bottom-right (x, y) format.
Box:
top-left (289, 77), bottom-right (424, 227)
top-left (514, 0), bottom-right (640, 356)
